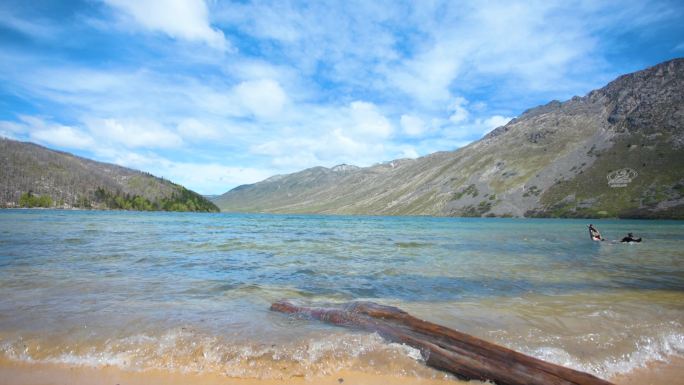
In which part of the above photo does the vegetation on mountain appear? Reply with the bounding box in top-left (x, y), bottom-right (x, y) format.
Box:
top-left (0, 139), bottom-right (219, 212)
top-left (214, 59), bottom-right (684, 219)
top-left (18, 191), bottom-right (53, 208)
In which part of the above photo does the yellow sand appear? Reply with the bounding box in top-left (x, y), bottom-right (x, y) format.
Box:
top-left (0, 357), bottom-right (473, 385)
top-left (1, 356), bottom-right (683, 385)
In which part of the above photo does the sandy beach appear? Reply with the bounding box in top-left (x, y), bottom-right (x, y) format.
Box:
top-left (1, 356), bottom-right (683, 385)
top-left (610, 356), bottom-right (684, 385)
top-left (0, 357), bottom-right (472, 385)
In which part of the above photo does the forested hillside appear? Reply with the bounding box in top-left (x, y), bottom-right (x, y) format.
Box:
top-left (0, 138), bottom-right (219, 212)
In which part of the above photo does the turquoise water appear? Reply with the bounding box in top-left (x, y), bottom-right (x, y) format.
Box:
top-left (0, 210), bottom-right (683, 379)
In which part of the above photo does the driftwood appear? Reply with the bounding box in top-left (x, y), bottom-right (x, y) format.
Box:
top-left (271, 300), bottom-right (614, 385)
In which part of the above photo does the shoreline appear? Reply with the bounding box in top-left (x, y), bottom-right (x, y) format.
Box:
top-left (0, 357), bottom-right (471, 385)
top-left (1, 356), bottom-right (682, 385)
top-left (2, 207), bottom-right (683, 220)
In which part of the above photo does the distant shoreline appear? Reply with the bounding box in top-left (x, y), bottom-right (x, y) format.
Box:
top-left (0, 207), bottom-right (218, 213)
top-left (2, 206), bottom-right (683, 220)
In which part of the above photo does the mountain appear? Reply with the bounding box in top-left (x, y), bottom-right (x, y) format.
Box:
top-left (0, 138), bottom-right (219, 212)
top-left (214, 58), bottom-right (684, 219)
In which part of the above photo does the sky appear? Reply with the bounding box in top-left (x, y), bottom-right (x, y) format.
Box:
top-left (1, 1), bottom-right (683, 195)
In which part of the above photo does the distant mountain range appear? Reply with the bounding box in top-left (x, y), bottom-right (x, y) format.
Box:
top-left (214, 58), bottom-right (684, 219)
top-left (0, 139), bottom-right (219, 212)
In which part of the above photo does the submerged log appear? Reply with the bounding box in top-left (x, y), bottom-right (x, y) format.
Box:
top-left (270, 300), bottom-right (614, 385)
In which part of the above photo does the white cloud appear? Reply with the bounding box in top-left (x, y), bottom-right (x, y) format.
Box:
top-left (250, 137), bottom-right (319, 169)
top-left (482, 115), bottom-right (512, 133)
top-left (250, 132), bottom-right (387, 170)
top-left (389, 42), bottom-right (466, 105)
top-left (177, 118), bottom-right (220, 140)
top-left (245, 101), bottom-right (399, 170)
top-left (86, 118), bottom-right (183, 148)
top-left (213, 1), bottom-right (401, 83)
top-left (165, 163), bottom-right (276, 193)
top-left (0, 120), bottom-right (27, 139)
top-left (400, 146), bottom-right (420, 159)
top-left (441, 114), bottom-right (513, 141)
top-left (348, 101), bottom-right (393, 140)
top-left (400, 114), bottom-right (427, 137)
top-left (449, 97), bottom-right (470, 124)
top-left (31, 126), bottom-right (94, 149)
top-left (106, 150), bottom-right (275, 194)
top-left (2, 116), bottom-right (96, 149)
top-left (379, 1), bottom-right (637, 108)
top-left (104, 0), bottom-right (229, 51)
top-left (233, 79), bottom-right (288, 119)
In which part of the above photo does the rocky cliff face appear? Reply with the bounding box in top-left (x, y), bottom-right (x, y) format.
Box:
top-left (215, 59), bottom-right (684, 218)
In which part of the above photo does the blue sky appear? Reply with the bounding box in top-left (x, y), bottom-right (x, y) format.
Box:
top-left (1, 0), bottom-right (683, 194)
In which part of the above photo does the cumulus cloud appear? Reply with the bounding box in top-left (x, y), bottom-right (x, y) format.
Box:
top-left (1, 116), bottom-right (95, 149)
top-left (248, 100), bottom-right (396, 169)
top-left (85, 118), bottom-right (183, 148)
top-left (400, 114), bottom-right (427, 137)
top-left (250, 137), bottom-right (321, 169)
top-left (448, 97), bottom-right (470, 124)
top-left (443, 114), bottom-right (513, 141)
top-left (31, 125), bottom-right (95, 149)
top-left (251, 132), bottom-right (386, 170)
top-left (482, 115), bottom-right (512, 133)
top-left (233, 79), bottom-right (288, 119)
top-left (347, 101), bottom-right (393, 140)
top-left (104, 0), bottom-right (229, 51)
top-left (389, 43), bottom-right (466, 105)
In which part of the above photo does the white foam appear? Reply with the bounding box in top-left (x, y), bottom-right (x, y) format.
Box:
top-left (0, 329), bottom-right (431, 379)
top-left (50, 351), bottom-right (131, 367)
top-left (3, 328), bottom-right (681, 380)
top-left (525, 331), bottom-right (684, 379)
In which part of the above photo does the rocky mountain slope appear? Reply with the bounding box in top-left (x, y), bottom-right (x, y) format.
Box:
top-left (214, 59), bottom-right (684, 219)
top-left (0, 138), bottom-right (219, 212)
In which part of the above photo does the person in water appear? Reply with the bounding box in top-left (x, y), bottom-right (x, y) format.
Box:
top-left (621, 232), bottom-right (642, 243)
top-left (588, 224), bottom-right (603, 241)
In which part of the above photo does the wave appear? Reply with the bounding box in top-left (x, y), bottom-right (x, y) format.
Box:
top-left (2, 328), bottom-right (682, 380)
top-left (0, 329), bottom-right (435, 379)
top-left (520, 331), bottom-right (684, 379)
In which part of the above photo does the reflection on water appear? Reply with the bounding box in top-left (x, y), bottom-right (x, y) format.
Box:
top-left (0, 210), bottom-right (682, 379)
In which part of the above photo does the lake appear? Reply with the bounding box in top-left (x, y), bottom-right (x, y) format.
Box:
top-left (0, 210), bottom-right (682, 380)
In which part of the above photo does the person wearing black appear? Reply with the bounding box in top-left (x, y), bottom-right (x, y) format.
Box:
top-left (621, 232), bottom-right (642, 243)
top-left (588, 224), bottom-right (603, 241)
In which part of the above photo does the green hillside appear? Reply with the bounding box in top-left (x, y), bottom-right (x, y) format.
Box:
top-left (0, 139), bottom-right (219, 212)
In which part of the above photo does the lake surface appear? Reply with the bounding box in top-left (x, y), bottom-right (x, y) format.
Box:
top-left (0, 210), bottom-right (682, 380)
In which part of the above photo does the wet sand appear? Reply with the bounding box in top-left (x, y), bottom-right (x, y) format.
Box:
top-left (0, 357), bottom-right (473, 385)
top-left (610, 356), bottom-right (684, 385)
top-left (1, 357), bottom-right (683, 385)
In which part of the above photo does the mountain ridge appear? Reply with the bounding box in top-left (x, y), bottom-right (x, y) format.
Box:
top-left (214, 58), bottom-right (684, 219)
top-left (0, 138), bottom-right (219, 212)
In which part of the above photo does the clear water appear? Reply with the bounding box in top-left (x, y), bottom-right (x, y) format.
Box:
top-left (0, 210), bottom-right (682, 380)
